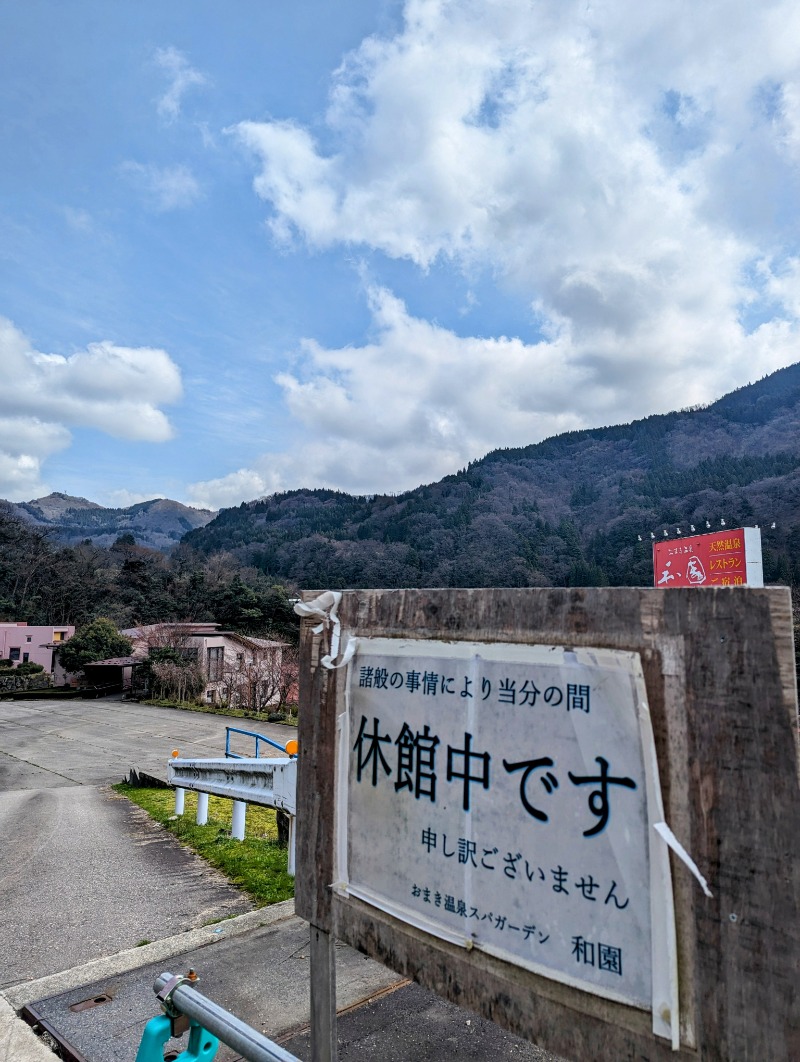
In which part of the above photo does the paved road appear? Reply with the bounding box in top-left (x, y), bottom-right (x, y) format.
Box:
top-left (0, 786), bottom-right (250, 988)
top-left (0, 697), bottom-right (293, 988)
top-left (0, 695), bottom-right (294, 788)
top-left (1, 698), bottom-right (565, 1061)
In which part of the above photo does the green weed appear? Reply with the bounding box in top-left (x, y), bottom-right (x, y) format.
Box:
top-left (114, 783), bottom-right (295, 907)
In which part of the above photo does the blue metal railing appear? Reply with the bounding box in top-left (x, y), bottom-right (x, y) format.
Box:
top-left (225, 725), bottom-right (296, 759)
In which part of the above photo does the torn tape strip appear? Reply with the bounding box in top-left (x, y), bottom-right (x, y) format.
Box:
top-left (322, 636), bottom-right (358, 670)
top-left (653, 821), bottom-right (713, 898)
top-left (294, 590), bottom-right (355, 669)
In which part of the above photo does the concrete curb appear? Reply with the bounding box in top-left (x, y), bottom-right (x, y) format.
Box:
top-left (0, 996), bottom-right (56, 1062)
top-left (3, 900), bottom-right (295, 1011)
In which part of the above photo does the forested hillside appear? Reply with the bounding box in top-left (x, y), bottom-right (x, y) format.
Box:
top-left (185, 363), bottom-right (800, 590)
top-left (0, 518), bottom-right (297, 640)
top-left (3, 364), bottom-right (798, 642)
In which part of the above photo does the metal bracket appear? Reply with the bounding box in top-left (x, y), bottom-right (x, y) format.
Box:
top-left (171, 1012), bottom-right (190, 1038)
top-left (156, 974), bottom-right (187, 1018)
top-left (156, 969), bottom-right (200, 1039)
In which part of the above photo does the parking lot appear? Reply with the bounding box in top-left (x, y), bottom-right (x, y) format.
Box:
top-left (0, 694), bottom-right (294, 789)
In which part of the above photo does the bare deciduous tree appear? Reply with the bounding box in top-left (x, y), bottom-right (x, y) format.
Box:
top-left (133, 623), bottom-right (204, 703)
top-left (277, 644), bottom-right (299, 711)
top-left (221, 646), bottom-right (283, 713)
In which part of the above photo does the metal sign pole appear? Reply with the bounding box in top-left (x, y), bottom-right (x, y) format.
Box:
top-left (310, 925), bottom-right (338, 1062)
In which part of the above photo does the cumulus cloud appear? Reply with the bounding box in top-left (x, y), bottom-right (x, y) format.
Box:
top-left (187, 284), bottom-right (800, 507)
top-left (234, 0), bottom-right (800, 275)
top-left (0, 317), bottom-right (182, 501)
top-left (0, 418), bottom-right (71, 500)
top-left (188, 468), bottom-right (283, 512)
top-left (154, 46), bottom-right (209, 122)
top-left (121, 162), bottom-right (203, 212)
top-left (105, 488), bottom-right (166, 507)
top-left (209, 0), bottom-right (800, 506)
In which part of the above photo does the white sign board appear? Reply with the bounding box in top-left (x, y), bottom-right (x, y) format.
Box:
top-left (334, 639), bottom-right (679, 1043)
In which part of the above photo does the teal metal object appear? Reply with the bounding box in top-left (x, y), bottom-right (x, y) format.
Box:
top-left (135, 1012), bottom-right (219, 1062)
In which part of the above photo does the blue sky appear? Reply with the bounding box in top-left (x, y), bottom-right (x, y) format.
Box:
top-left (2, 0), bottom-right (799, 511)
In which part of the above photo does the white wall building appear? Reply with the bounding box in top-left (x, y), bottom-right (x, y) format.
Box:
top-left (121, 622), bottom-right (287, 707)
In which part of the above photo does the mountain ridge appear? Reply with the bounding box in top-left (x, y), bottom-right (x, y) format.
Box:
top-left (0, 493), bottom-right (216, 551)
top-left (183, 362), bottom-right (800, 589)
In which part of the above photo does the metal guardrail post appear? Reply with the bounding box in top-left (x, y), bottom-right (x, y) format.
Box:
top-left (168, 753), bottom-right (297, 872)
top-left (231, 799), bottom-right (247, 840)
top-left (149, 971), bottom-right (301, 1062)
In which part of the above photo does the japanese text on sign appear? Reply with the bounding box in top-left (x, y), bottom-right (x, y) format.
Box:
top-left (335, 639), bottom-right (677, 1029)
top-left (652, 526), bottom-right (763, 588)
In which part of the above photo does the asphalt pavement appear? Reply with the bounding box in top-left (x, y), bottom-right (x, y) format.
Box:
top-left (10, 907), bottom-right (553, 1062)
top-left (0, 695), bottom-right (293, 990)
top-left (0, 785), bottom-right (250, 987)
top-left (0, 695), bottom-right (294, 790)
top-left (0, 696), bottom-right (565, 1062)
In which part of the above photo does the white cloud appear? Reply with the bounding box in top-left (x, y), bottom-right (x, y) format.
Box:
top-left (121, 162), bottom-right (203, 212)
top-left (209, 0), bottom-right (800, 506)
top-left (0, 418), bottom-right (71, 500)
top-left (63, 207), bottom-right (93, 232)
top-left (0, 317), bottom-right (183, 501)
top-left (104, 489), bottom-right (165, 507)
top-left (154, 46), bottom-right (209, 122)
top-left (188, 468), bottom-right (282, 512)
top-left (187, 283), bottom-right (800, 507)
top-left (763, 256), bottom-right (800, 318)
top-left (234, 0), bottom-right (800, 275)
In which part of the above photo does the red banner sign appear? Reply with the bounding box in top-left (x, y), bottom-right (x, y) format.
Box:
top-left (652, 527), bottom-right (763, 588)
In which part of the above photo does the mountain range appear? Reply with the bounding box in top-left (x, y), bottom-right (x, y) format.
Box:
top-left (183, 362), bottom-right (800, 590)
top-left (0, 493), bottom-right (215, 551)
top-left (3, 363), bottom-right (799, 591)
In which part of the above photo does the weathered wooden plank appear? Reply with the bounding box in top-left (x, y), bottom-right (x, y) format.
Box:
top-left (296, 607), bottom-right (338, 928)
top-left (664, 588), bottom-right (799, 1060)
top-left (297, 586), bottom-right (800, 1061)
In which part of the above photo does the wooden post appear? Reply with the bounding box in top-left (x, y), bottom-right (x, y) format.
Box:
top-left (295, 587), bottom-right (800, 1062)
top-left (310, 924), bottom-right (337, 1062)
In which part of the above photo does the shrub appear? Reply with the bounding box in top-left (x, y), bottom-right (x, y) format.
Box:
top-left (16, 661), bottom-right (45, 675)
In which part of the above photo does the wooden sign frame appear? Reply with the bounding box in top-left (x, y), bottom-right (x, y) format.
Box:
top-left (296, 587), bottom-right (800, 1061)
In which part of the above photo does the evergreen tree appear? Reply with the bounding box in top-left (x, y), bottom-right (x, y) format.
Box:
top-left (57, 618), bottom-right (133, 674)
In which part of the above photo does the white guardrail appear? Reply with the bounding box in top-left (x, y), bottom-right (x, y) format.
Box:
top-left (167, 757), bottom-right (298, 875)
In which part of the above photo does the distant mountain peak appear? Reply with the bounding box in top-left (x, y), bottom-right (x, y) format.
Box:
top-left (0, 492), bottom-right (216, 550)
top-left (26, 493), bottom-right (104, 519)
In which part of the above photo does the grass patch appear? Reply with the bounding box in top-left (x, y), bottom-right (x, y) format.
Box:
top-left (139, 699), bottom-right (299, 727)
top-left (114, 783), bottom-right (295, 907)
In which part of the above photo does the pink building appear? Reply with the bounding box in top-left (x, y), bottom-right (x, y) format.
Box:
top-left (0, 622), bottom-right (75, 681)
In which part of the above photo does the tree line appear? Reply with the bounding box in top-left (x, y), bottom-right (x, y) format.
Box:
top-left (0, 513), bottom-right (298, 642)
